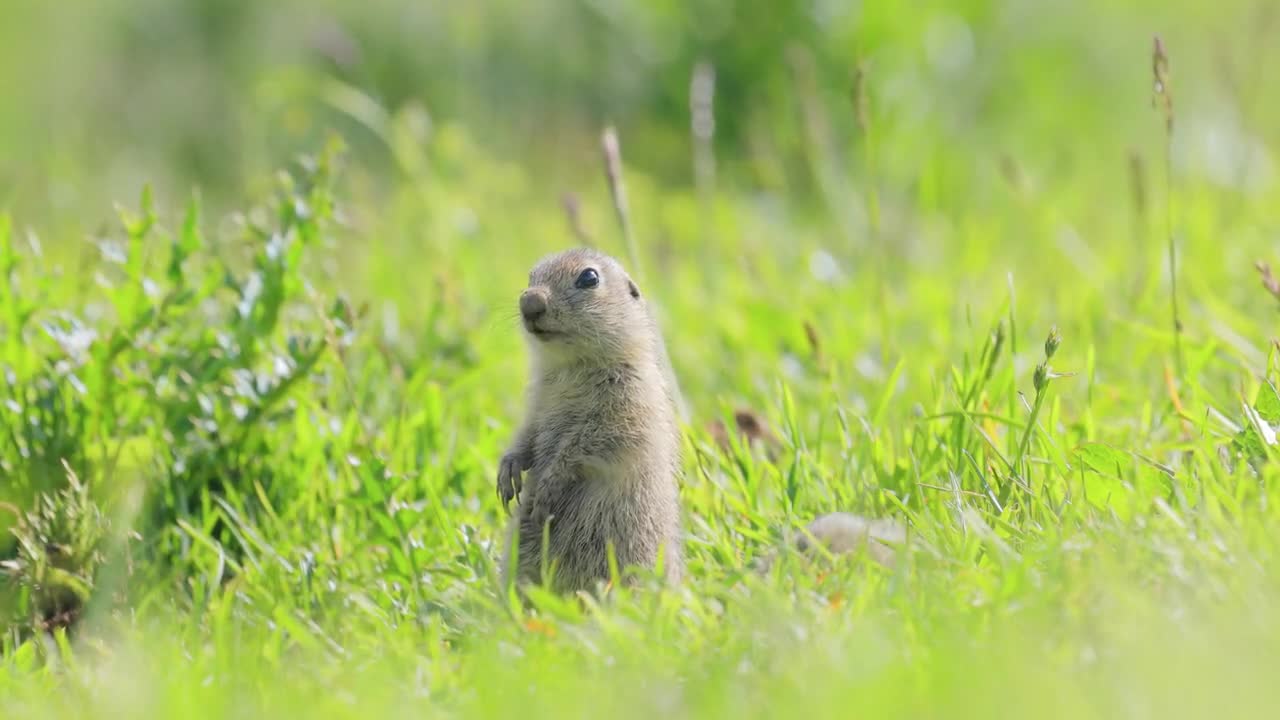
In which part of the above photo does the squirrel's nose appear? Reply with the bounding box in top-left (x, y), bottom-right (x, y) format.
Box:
top-left (520, 289), bottom-right (548, 322)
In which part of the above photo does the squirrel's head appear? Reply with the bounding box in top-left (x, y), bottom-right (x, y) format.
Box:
top-left (519, 248), bottom-right (650, 365)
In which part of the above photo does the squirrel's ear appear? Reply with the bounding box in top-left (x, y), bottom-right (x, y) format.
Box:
top-left (627, 280), bottom-right (641, 299)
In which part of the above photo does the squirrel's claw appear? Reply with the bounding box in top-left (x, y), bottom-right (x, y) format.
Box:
top-left (497, 453), bottom-right (524, 513)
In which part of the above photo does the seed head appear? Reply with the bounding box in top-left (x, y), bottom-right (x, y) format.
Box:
top-left (1044, 326), bottom-right (1061, 359)
top-left (1033, 363), bottom-right (1049, 393)
top-left (601, 127), bottom-right (629, 221)
top-left (1152, 36), bottom-right (1174, 134)
top-left (689, 61), bottom-right (717, 197)
top-left (690, 62), bottom-right (716, 142)
top-left (803, 319), bottom-right (822, 360)
top-left (1257, 261), bottom-right (1280, 301)
top-left (561, 193), bottom-right (592, 247)
top-left (852, 62), bottom-right (870, 134)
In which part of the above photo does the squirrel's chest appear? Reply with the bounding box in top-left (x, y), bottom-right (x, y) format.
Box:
top-left (523, 452), bottom-right (649, 530)
top-left (528, 403), bottom-right (657, 499)
top-left (530, 418), bottom-right (649, 480)
top-left (531, 373), bottom-right (652, 457)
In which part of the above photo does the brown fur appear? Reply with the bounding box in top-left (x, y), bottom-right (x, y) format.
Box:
top-left (498, 248), bottom-right (683, 594)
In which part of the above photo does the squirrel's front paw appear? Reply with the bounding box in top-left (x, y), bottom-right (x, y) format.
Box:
top-left (496, 451), bottom-right (527, 512)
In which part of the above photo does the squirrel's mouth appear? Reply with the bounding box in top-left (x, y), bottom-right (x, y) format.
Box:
top-left (524, 321), bottom-right (563, 340)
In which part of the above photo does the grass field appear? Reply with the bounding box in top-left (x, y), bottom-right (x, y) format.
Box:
top-left (4, 2), bottom-right (1280, 718)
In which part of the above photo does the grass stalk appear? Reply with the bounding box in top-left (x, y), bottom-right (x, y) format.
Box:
top-left (690, 61), bottom-right (717, 246)
top-left (1013, 328), bottom-right (1063, 482)
top-left (1152, 35), bottom-right (1183, 379)
top-left (853, 61), bottom-right (891, 362)
top-left (601, 126), bottom-right (642, 279)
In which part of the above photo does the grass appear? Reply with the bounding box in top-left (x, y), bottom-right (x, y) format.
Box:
top-left (5, 6), bottom-right (1280, 719)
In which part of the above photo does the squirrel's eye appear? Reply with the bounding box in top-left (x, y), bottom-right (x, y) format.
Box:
top-left (575, 268), bottom-right (600, 289)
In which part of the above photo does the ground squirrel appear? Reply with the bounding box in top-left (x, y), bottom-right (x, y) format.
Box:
top-left (498, 247), bottom-right (683, 594)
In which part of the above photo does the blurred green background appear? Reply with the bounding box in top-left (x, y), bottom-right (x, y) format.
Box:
top-left (3, 0), bottom-right (1275, 233)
